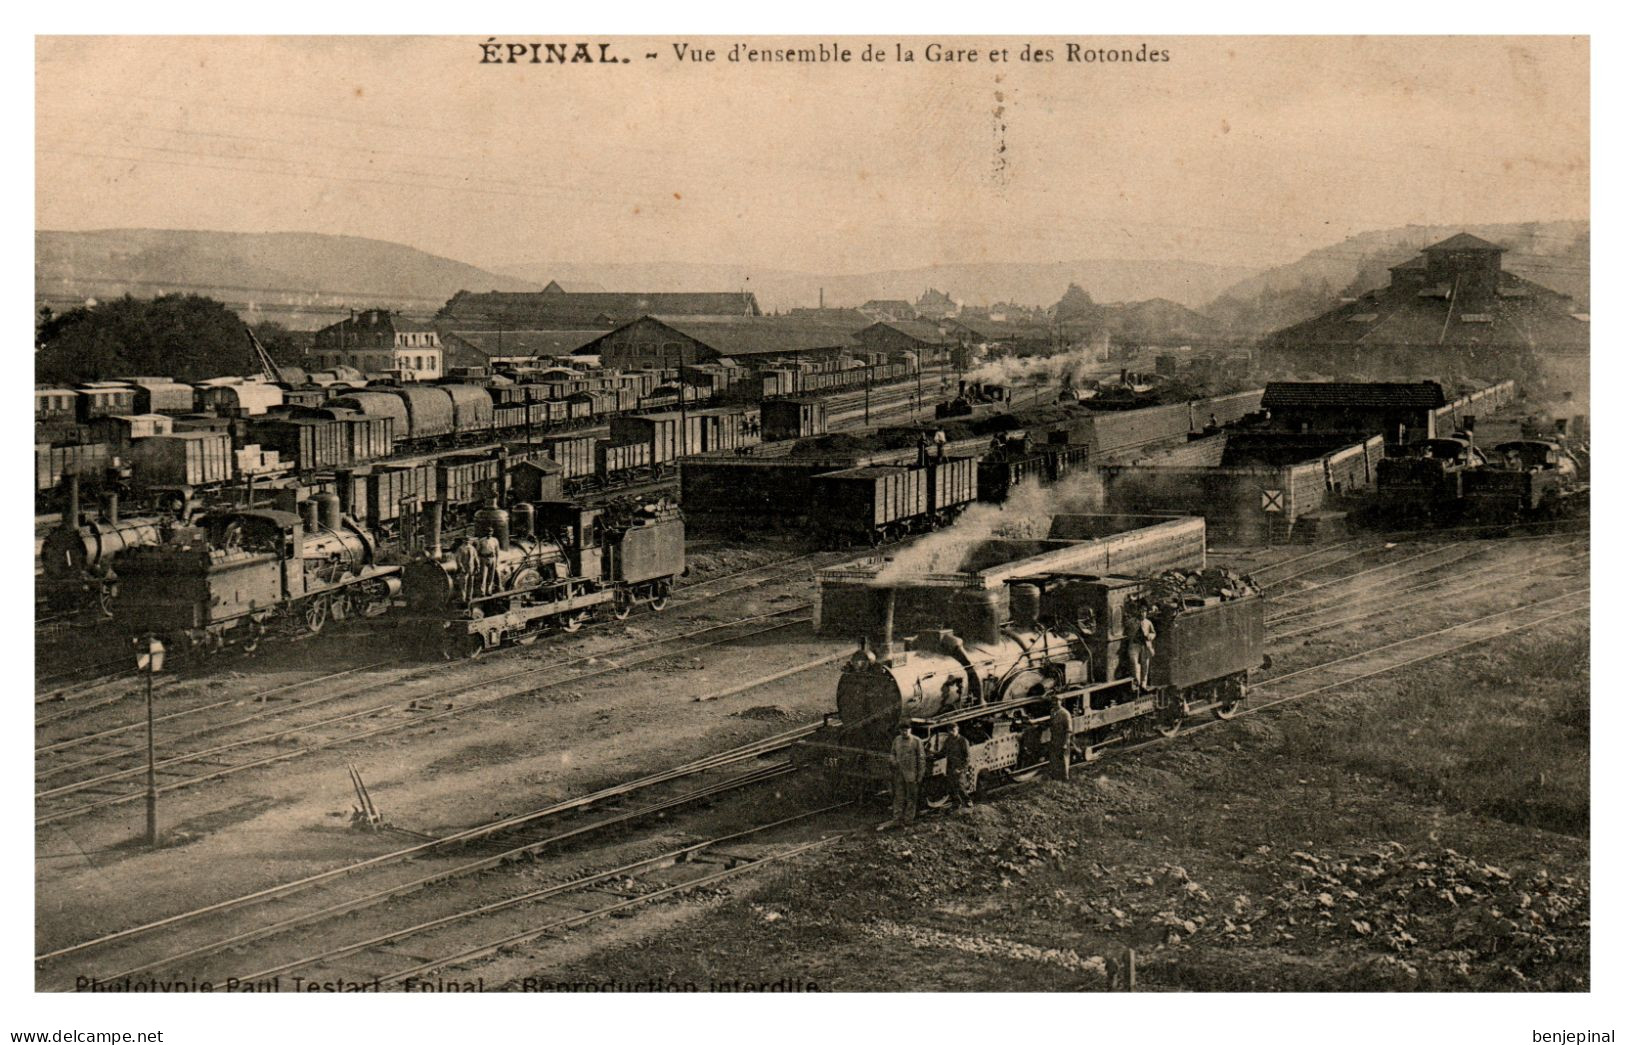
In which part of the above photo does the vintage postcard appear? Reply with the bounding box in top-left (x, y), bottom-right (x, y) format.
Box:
top-left (27, 29), bottom-right (1591, 1029)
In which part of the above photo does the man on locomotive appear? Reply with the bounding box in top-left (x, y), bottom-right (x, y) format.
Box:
top-left (476, 532), bottom-right (501, 596)
top-left (887, 724), bottom-right (926, 829)
top-left (455, 537), bottom-right (479, 603)
top-left (1128, 607), bottom-right (1157, 692)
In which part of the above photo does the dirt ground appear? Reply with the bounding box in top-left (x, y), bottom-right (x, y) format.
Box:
top-left (541, 614), bottom-right (1589, 992)
top-left (35, 532), bottom-right (1589, 991)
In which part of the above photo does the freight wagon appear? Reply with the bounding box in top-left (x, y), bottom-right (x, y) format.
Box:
top-left (36, 442), bottom-right (114, 495)
top-left (761, 398), bottom-right (829, 442)
top-left (126, 379), bottom-right (197, 416)
top-left (88, 414), bottom-right (173, 447)
top-left (125, 432), bottom-right (235, 501)
top-left (811, 455), bottom-right (977, 546)
top-left (194, 381), bottom-right (285, 417)
top-left (75, 384), bottom-right (137, 422)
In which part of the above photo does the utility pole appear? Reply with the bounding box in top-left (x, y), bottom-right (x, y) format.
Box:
top-left (137, 636), bottom-right (165, 847)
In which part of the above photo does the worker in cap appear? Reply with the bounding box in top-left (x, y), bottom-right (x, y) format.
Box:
top-left (454, 536), bottom-right (480, 604)
top-left (943, 722), bottom-right (974, 810)
top-left (1128, 608), bottom-right (1157, 692)
top-left (888, 723), bottom-right (925, 828)
top-left (1046, 692), bottom-right (1072, 782)
top-left (476, 531), bottom-right (502, 597)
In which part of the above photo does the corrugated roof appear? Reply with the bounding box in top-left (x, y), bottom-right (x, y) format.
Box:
top-left (1262, 382), bottom-right (1447, 410)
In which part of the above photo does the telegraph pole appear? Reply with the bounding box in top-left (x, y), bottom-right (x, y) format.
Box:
top-left (137, 636), bottom-right (165, 847)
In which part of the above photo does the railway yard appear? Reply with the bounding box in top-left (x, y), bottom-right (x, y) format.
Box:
top-left (34, 479), bottom-right (1590, 992)
top-left (31, 330), bottom-right (1593, 995)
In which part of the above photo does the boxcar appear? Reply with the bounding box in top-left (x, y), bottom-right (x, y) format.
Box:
top-left (543, 434), bottom-right (597, 479)
top-left (761, 398), bottom-right (828, 443)
top-left (126, 432), bottom-right (234, 491)
top-left (76, 385), bottom-right (137, 422)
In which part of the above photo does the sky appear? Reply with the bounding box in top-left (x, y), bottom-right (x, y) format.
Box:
top-left (36, 35), bottom-right (1590, 275)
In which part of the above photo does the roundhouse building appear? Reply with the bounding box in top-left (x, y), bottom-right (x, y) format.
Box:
top-left (1262, 233), bottom-right (1589, 380)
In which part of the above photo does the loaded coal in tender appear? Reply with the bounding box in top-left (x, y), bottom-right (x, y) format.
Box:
top-left (1134, 566), bottom-right (1259, 614)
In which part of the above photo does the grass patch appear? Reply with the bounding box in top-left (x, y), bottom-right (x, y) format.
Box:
top-left (1273, 615), bottom-right (1588, 836)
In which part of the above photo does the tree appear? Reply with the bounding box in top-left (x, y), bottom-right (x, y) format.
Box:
top-left (35, 294), bottom-right (262, 384)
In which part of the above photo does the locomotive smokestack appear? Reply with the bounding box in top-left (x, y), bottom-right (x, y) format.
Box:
top-left (300, 498), bottom-right (320, 532)
top-left (427, 500), bottom-right (444, 560)
top-left (64, 474), bottom-right (80, 527)
top-left (335, 469), bottom-right (354, 515)
top-left (102, 490), bottom-right (120, 525)
top-left (870, 586), bottom-right (896, 662)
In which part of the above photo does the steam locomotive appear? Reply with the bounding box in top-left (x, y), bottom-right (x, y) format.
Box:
top-left (399, 498), bottom-right (685, 659)
top-left (794, 573), bottom-right (1265, 804)
top-left (113, 493), bottom-right (400, 654)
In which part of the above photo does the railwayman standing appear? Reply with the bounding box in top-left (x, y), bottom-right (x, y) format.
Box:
top-left (943, 723), bottom-right (974, 810)
top-left (1047, 694), bottom-right (1072, 781)
top-left (455, 538), bottom-right (480, 603)
top-left (1128, 611), bottom-right (1157, 692)
top-left (888, 724), bottom-right (925, 828)
top-left (477, 532), bottom-right (502, 597)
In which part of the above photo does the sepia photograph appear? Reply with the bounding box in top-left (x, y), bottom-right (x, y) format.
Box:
top-left (19, 21), bottom-right (1598, 1032)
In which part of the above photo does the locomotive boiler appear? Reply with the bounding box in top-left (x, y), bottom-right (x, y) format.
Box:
top-left (797, 572), bottom-right (1265, 803)
top-left (399, 498), bottom-right (684, 658)
top-left (113, 492), bottom-right (399, 653)
top-left (38, 476), bottom-right (164, 616)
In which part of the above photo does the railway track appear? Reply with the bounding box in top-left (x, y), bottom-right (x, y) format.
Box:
top-left (34, 606), bottom-right (817, 826)
top-left (34, 544), bottom-right (837, 732)
top-left (42, 581), bottom-right (1588, 991)
top-left (37, 724), bottom-right (821, 987)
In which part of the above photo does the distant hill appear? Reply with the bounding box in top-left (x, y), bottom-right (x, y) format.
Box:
top-left (36, 229), bottom-right (541, 329)
top-left (1204, 221), bottom-right (1589, 335)
top-left (496, 259), bottom-right (1256, 314)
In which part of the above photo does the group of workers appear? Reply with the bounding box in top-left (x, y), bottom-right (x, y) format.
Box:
top-left (884, 608), bottom-right (1159, 829)
top-left (453, 533), bottom-right (503, 602)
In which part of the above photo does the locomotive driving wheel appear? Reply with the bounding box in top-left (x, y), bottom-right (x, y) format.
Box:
top-left (303, 596), bottom-right (329, 635)
top-left (649, 588), bottom-right (669, 612)
top-left (1213, 678), bottom-right (1245, 721)
top-left (561, 612), bottom-right (585, 633)
top-left (612, 591), bottom-right (633, 620)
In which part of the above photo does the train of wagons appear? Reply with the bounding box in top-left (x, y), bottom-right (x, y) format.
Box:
top-left (792, 573), bottom-right (1265, 804)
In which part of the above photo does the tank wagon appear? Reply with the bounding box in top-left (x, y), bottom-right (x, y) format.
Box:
top-left (113, 494), bottom-right (399, 654)
top-left (399, 498), bottom-right (684, 658)
top-left (794, 572), bottom-right (1265, 804)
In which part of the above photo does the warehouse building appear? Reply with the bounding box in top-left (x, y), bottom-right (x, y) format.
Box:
top-left (1262, 233), bottom-right (1589, 379)
top-left (576, 315), bottom-right (862, 370)
top-left (854, 320), bottom-right (956, 362)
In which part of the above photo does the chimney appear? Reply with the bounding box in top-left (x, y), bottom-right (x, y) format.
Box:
top-left (63, 473), bottom-right (81, 527)
top-left (101, 490), bottom-right (120, 525)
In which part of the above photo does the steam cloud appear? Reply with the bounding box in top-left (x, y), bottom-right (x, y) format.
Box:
top-left (873, 466), bottom-right (1107, 581)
